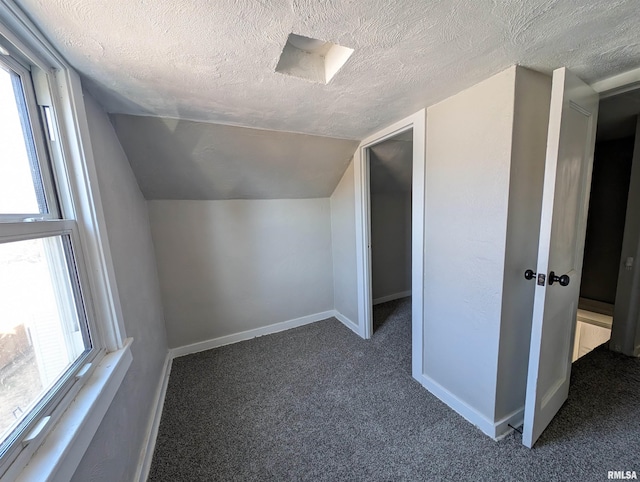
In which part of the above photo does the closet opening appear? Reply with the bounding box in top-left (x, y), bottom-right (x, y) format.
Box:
top-left (367, 130), bottom-right (413, 355)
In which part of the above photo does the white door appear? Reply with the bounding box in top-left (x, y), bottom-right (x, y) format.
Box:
top-left (522, 68), bottom-right (599, 448)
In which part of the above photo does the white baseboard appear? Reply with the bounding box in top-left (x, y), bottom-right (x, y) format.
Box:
top-left (417, 373), bottom-right (524, 440)
top-left (136, 310), bottom-right (335, 479)
top-left (135, 353), bottom-right (173, 482)
top-left (416, 373), bottom-right (498, 439)
top-left (373, 290), bottom-right (411, 305)
top-left (170, 310), bottom-right (335, 359)
top-left (333, 311), bottom-right (360, 336)
top-left (494, 406), bottom-right (525, 440)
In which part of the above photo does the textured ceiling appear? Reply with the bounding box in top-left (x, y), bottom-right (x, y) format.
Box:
top-left (15, 0), bottom-right (640, 140)
top-left (110, 114), bottom-right (358, 200)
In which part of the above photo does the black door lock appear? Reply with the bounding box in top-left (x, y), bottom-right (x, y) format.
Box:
top-left (548, 271), bottom-right (570, 286)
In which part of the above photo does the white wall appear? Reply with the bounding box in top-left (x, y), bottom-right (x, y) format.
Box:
top-left (330, 160), bottom-right (359, 326)
top-left (424, 68), bottom-right (515, 420)
top-left (424, 67), bottom-right (517, 421)
top-left (148, 199), bottom-right (334, 348)
top-left (371, 191), bottom-right (411, 302)
top-left (422, 67), bottom-right (549, 434)
top-left (71, 93), bottom-right (168, 481)
top-left (495, 68), bottom-right (551, 421)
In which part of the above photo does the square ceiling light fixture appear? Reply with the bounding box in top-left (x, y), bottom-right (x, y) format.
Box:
top-left (275, 33), bottom-right (354, 84)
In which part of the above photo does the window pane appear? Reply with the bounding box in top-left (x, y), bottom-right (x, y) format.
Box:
top-left (0, 64), bottom-right (48, 215)
top-left (0, 236), bottom-right (90, 449)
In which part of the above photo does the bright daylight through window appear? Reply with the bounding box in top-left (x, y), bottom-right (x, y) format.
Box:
top-left (0, 52), bottom-right (94, 471)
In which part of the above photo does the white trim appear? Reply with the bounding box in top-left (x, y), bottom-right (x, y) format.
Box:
top-left (576, 309), bottom-right (613, 329)
top-left (416, 373), bottom-right (497, 439)
top-left (372, 291), bottom-right (411, 306)
top-left (1, 0), bottom-right (126, 353)
top-left (0, 0), bottom-right (64, 69)
top-left (353, 141), bottom-right (372, 339)
top-left (354, 109), bottom-right (426, 382)
top-left (10, 341), bottom-right (133, 482)
top-left (333, 311), bottom-right (360, 335)
top-left (170, 311), bottom-right (335, 358)
top-left (54, 68), bottom-right (127, 351)
top-left (134, 354), bottom-right (172, 482)
top-left (0, 2), bottom-right (130, 479)
top-left (591, 66), bottom-right (640, 97)
top-left (494, 407), bottom-right (525, 441)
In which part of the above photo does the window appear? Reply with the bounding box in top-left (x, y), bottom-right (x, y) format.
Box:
top-left (0, 46), bottom-right (99, 475)
top-left (0, 11), bottom-right (128, 478)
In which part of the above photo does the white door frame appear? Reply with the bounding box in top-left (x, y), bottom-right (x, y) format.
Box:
top-left (354, 109), bottom-right (426, 380)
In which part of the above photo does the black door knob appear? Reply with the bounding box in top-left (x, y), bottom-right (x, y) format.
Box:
top-left (549, 271), bottom-right (570, 286)
top-left (524, 269), bottom-right (536, 280)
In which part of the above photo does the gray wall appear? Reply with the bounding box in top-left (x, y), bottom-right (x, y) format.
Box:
top-left (369, 141), bottom-right (412, 302)
top-left (110, 114), bottom-right (358, 200)
top-left (580, 137), bottom-right (635, 304)
top-left (71, 92), bottom-right (168, 481)
top-left (330, 160), bottom-right (359, 324)
top-left (612, 117), bottom-right (640, 355)
top-left (148, 199), bottom-right (334, 348)
top-left (371, 192), bottom-right (411, 301)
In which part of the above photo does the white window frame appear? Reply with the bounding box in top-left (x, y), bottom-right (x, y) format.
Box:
top-left (0, 1), bottom-right (131, 480)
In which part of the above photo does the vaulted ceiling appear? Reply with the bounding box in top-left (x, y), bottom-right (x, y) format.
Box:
top-left (111, 114), bottom-right (358, 199)
top-left (14, 0), bottom-right (640, 199)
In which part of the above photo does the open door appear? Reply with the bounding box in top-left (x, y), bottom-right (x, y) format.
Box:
top-left (522, 68), bottom-right (599, 448)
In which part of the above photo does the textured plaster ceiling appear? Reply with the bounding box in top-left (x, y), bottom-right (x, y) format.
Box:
top-left (15, 0), bottom-right (640, 140)
top-left (110, 114), bottom-right (358, 200)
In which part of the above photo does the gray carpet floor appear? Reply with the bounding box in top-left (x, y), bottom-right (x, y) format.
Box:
top-left (149, 298), bottom-right (640, 481)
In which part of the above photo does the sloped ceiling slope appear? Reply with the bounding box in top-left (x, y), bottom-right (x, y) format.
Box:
top-left (370, 138), bottom-right (413, 195)
top-left (16, 0), bottom-right (640, 140)
top-left (111, 114), bottom-right (358, 200)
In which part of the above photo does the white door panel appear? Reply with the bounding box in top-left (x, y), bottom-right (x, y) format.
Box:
top-left (522, 68), bottom-right (599, 448)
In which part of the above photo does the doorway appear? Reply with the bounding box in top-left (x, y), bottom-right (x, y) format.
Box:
top-left (354, 109), bottom-right (426, 381)
top-left (368, 131), bottom-right (413, 350)
top-left (523, 68), bottom-right (640, 448)
top-left (573, 88), bottom-right (640, 361)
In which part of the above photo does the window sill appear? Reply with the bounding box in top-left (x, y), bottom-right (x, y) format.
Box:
top-left (7, 339), bottom-right (133, 482)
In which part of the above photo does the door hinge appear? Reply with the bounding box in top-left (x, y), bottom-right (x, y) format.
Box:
top-left (625, 257), bottom-right (634, 271)
top-left (537, 273), bottom-right (546, 286)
